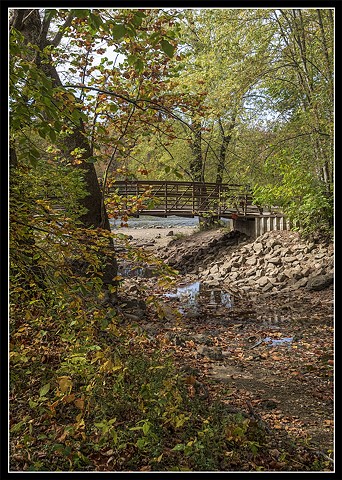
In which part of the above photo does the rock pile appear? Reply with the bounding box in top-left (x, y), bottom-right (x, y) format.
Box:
top-left (157, 229), bottom-right (334, 296)
top-left (157, 229), bottom-right (249, 274)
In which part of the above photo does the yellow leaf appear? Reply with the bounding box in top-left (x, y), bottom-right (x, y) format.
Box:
top-left (63, 394), bottom-right (75, 404)
top-left (58, 376), bottom-right (73, 393)
top-left (111, 365), bottom-right (122, 371)
top-left (58, 430), bottom-right (69, 442)
top-left (75, 413), bottom-right (84, 424)
top-left (74, 398), bottom-right (84, 410)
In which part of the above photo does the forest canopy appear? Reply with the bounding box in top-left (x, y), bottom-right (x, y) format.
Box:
top-left (10, 7), bottom-right (334, 236)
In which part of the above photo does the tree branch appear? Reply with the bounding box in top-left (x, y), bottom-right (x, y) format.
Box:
top-left (50, 12), bottom-right (74, 47)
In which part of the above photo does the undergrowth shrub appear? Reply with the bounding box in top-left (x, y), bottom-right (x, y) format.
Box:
top-left (9, 273), bottom-right (272, 472)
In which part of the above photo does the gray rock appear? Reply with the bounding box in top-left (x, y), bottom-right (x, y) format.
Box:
top-left (197, 345), bottom-right (224, 360)
top-left (293, 277), bottom-right (308, 289)
top-left (306, 273), bottom-right (333, 291)
top-left (267, 256), bottom-right (282, 265)
top-left (257, 276), bottom-right (269, 287)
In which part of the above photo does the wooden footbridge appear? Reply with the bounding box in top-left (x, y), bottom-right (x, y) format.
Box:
top-left (111, 180), bottom-right (255, 217)
top-left (110, 180), bottom-right (288, 237)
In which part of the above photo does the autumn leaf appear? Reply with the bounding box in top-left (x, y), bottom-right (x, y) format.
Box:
top-left (74, 397), bottom-right (85, 410)
top-left (58, 376), bottom-right (73, 393)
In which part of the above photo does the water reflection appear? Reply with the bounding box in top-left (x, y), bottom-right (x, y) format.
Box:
top-left (165, 281), bottom-right (233, 313)
top-left (264, 336), bottom-right (293, 346)
top-left (118, 262), bottom-right (153, 278)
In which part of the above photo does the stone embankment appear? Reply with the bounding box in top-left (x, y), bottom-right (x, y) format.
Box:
top-left (157, 229), bottom-right (334, 297)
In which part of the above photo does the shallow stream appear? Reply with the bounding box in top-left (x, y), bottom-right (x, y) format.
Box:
top-left (115, 215), bottom-right (293, 347)
top-left (164, 281), bottom-right (234, 314)
top-left (111, 215), bottom-right (232, 229)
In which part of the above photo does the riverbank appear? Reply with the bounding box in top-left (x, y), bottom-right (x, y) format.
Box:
top-left (110, 215), bottom-right (233, 249)
top-left (112, 225), bottom-right (199, 249)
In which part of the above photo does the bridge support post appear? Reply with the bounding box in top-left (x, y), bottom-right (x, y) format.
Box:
top-left (234, 215), bottom-right (289, 238)
top-left (233, 217), bottom-right (256, 238)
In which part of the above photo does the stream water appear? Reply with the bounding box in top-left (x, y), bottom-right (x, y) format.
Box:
top-left (164, 281), bottom-right (234, 314)
top-left (263, 336), bottom-right (293, 346)
top-left (110, 215), bottom-right (232, 229)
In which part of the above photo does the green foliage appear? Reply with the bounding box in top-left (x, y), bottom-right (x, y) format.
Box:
top-left (10, 267), bottom-right (274, 471)
top-left (252, 151), bottom-right (333, 238)
top-left (122, 8), bottom-right (333, 237)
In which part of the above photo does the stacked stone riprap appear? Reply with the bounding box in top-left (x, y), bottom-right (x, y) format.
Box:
top-left (157, 229), bottom-right (334, 296)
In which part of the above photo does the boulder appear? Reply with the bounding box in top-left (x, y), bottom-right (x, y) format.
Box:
top-left (306, 273), bottom-right (334, 291)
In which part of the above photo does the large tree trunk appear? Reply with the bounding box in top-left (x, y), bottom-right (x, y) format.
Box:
top-left (62, 126), bottom-right (111, 230)
top-left (10, 8), bottom-right (117, 287)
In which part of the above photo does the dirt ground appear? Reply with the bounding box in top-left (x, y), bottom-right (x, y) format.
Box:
top-left (117, 226), bottom-right (335, 466)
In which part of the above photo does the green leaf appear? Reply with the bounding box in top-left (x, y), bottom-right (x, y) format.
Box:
top-left (72, 9), bottom-right (89, 19)
top-left (48, 128), bottom-right (57, 143)
top-left (142, 422), bottom-right (150, 435)
top-left (29, 400), bottom-right (38, 409)
top-left (11, 420), bottom-right (26, 433)
top-left (85, 156), bottom-right (97, 164)
top-left (127, 55), bottom-right (137, 66)
top-left (136, 437), bottom-right (147, 449)
top-left (160, 40), bottom-right (175, 58)
top-left (172, 443), bottom-right (185, 451)
top-left (94, 422), bottom-right (105, 428)
top-left (131, 11), bottom-right (146, 28)
top-left (28, 149), bottom-right (40, 168)
top-left (135, 58), bottom-right (144, 73)
top-left (150, 32), bottom-right (162, 46)
top-left (45, 10), bottom-right (58, 22)
top-left (111, 24), bottom-right (128, 41)
top-left (54, 120), bottom-right (62, 131)
top-left (39, 383), bottom-right (50, 397)
top-left (38, 127), bottom-right (48, 139)
top-left (90, 13), bottom-right (103, 30)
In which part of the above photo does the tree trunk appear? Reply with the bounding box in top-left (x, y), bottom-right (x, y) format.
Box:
top-left (10, 8), bottom-right (117, 287)
top-left (189, 119), bottom-right (204, 182)
top-left (216, 116), bottom-right (236, 184)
